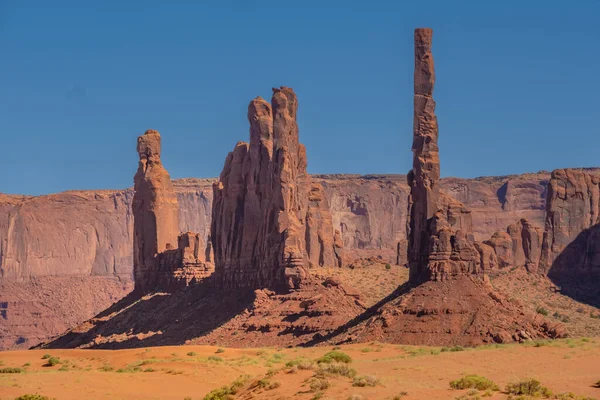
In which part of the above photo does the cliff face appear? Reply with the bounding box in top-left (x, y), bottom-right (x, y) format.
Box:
top-left (0, 173), bottom-right (555, 283)
top-left (541, 169), bottom-right (600, 281)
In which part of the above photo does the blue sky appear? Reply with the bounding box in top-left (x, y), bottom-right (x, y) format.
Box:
top-left (1, 0), bottom-right (599, 195)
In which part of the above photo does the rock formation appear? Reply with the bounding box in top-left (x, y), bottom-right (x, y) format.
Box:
top-left (212, 88), bottom-right (343, 290)
top-left (541, 169), bottom-right (600, 280)
top-left (133, 130), bottom-right (181, 293)
top-left (485, 218), bottom-right (542, 272)
top-left (407, 28), bottom-right (483, 282)
top-left (133, 130), bottom-right (213, 293)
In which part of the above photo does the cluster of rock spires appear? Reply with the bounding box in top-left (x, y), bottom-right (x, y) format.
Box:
top-left (212, 87), bottom-right (343, 291)
top-left (132, 130), bottom-right (213, 293)
top-left (37, 27), bottom-right (599, 351)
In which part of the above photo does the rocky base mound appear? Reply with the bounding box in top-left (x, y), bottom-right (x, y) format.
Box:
top-left (322, 276), bottom-right (566, 347)
top-left (40, 276), bottom-right (364, 349)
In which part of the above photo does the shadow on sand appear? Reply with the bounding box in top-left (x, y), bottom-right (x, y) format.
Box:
top-left (41, 276), bottom-right (256, 349)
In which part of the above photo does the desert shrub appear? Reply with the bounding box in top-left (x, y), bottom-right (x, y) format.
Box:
top-left (360, 347), bottom-right (373, 353)
top-left (116, 366), bottom-right (142, 373)
top-left (186, 352), bottom-right (197, 357)
top-left (590, 312), bottom-right (600, 319)
top-left (257, 378), bottom-right (280, 390)
top-left (449, 375), bottom-right (499, 391)
top-left (203, 374), bottom-right (250, 400)
top-left (347, 395), bottom-right (365, 400)
top-left (554, 392), bottom-right (597, 400)
top-left (317, 350), bottom-right (352, 364)
top-left (505, 379), bottom-right (552, 398)
top-left (352, 375), bottom-right (379, 387)
top-left (208, 356), bottom-right (223, 362)
top-left (553, 312), bottom-right (571, 323)
top-left (310, 378), bottom-right (331, 392)
top-left (0, 367), bottom-right (24, 373)
top-left (316, 362), bottom-right (357, 378)
top-left (22, 363), bottom-right (31, 367)
top-left (536, 306), bottom-right (549, 316)
top-left (311, 393), bottom-right (325, 400)
top-left (385, 263), bottom-right (391, 270)
top-left (98, 365), bottom-right (113, 372)
top-left (143, 368), bottom-right (155, 372)
top-left (14, 395), bottom-right (54, 400)
top-left (43, 357), bottom-right (60, 367)
top-left (442, 345), bottom-right (465, 352)
top-left (41, 354), bottom-right (51, 360)
top-left (184, 397), bottom-right (192, 400)
top-left (216, 348), bottom-right (225, 354)
top-left (390, 393), bottom-right (409, 400)
top-left (286, 357), bottom-right (313, 370)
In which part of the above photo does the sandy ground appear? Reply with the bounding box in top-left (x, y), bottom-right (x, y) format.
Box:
top-left (0, 339), bottom-right (599, 400)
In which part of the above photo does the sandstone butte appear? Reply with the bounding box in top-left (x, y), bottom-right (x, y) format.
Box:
top-left (0, 28), bottom-right (598, 350)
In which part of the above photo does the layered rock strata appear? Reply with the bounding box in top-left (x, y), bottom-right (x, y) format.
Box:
top-left (212, 88), bottom-right (343, 290)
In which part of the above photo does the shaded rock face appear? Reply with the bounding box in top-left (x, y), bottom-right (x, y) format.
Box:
top-left (541, 169), bottom-right (600, 279)
top-left (212, 88), bottom-right (342, 290)
top-left (132, 130), bottom-right (181, 293)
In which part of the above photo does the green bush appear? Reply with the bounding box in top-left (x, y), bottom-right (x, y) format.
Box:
top-left (257, 378), bottom-right (280, 390)
top-left (0, 367), bottom-right (24, 373)
top-left (554, 392), bottom-right (597, 400)
top-left (505, 379), bottom-right (552, 398)
top-left (536, 306), bottom-right (549, 316)
top-left (203, 374), bottom-right (250, 400)
top-left (317, 350), bottom-right (352, 364)
top-left (208, 356), bottom-right (223, 362)
top-left (41, 354), bottom-right (51, 360)
top-left (385, 263), bottom-right (391, 270)
top-left (450, 375), bottom-right (499, 391)
top-left (216, 348), bottom-right (225, 354)
top-left (186, 352), bottom-right (197, 357)
top-left (43, 357), bottom-right (60, 367)
top-left (352, 375), bottom-right (379, 387)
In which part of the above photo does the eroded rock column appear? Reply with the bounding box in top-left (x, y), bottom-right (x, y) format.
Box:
top-left (132, 130), bottom-right (180, 293)
top-left (408, 28), bottom-right (441, 282)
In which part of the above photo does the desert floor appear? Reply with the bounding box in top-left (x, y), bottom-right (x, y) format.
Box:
top-left (1, 339), bottom-right (599, 400)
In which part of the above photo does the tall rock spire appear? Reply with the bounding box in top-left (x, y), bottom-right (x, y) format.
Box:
top-left (132, 130), bottom-right (180, 292)
top-left (408, 28), bottom-right (441, 282)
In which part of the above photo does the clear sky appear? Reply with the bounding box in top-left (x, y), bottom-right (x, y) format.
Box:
top-left (1, 0), bottom-right (599, 195)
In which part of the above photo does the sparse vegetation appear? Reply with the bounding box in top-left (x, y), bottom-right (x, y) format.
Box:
top-left (317, 350), bottom-right (352, 364)
top-left (257, 378), bottom-right (280, 390)
top-left (553, 393), bottom-right (597, 400)
top-left (315, 362), bottom-right (357, 378)
top-left (43, 357), bottom-right (61, 367)
top-left (310, 378), bottom-right (331, 392)
top-left (203, 374), bottom-right (250, 400)
top-left (14, 395), bottom-right (54, 400)
top-left (208, 356), bottom-right (223, 362)
top-left (0, 367), bottom-right (24, 373)
top-left (553, 312), bottom-right (571, 323)
top-left (505, 379), bottom-right (553, 398)
top-left (389, 393), bottom-right (408, 400)
top-left (216, 348), bottom-right (225, 354)
top-left (450, 375), bottom-right (499, 391)
top-left (98, 365), bottom-right (114, 372)
top-left (353, 375), bottom-right (379, 387)
top-left (536, 306), bottom-right (550, 316)
top-left (286, 357), bottom-right (314, 370)
top-left (441, 345), bottom-right (465, 352)
top-left (186, 351), bottom-right (197, 357)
